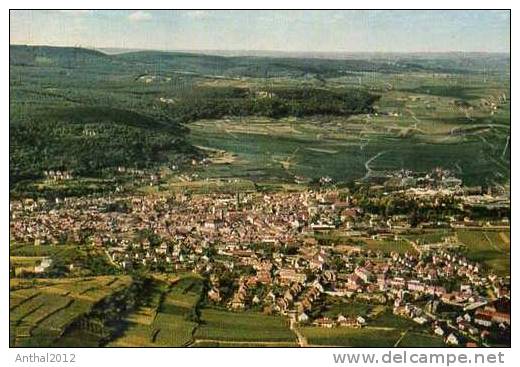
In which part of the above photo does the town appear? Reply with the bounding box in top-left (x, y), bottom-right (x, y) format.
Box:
top-left (9, 169), bottom-right (510, 347)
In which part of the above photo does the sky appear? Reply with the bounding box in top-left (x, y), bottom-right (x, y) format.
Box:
top-left (9, 10), bottom-right (510, 53)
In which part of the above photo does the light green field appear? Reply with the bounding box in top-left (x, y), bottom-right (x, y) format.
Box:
top-left (108, 275), bottom-right (203, 347)
top-left (300, 326), bottom-right (402, 347)
top-left (187, 70), bottom-right (510, 188)
top-left (369, 310), bottom-right (419, 329)
top-left (397, 332), bottom-right (446, 347)
top-left (362, 238), bottom-right (416, 254)
top-left (195, 308), bottom-right (296, 343)
top-left (10, 276), bottom-right (132, 347)
top-left (457, 230), bottom-right (510, 276)
top-left (404, 230), bottom-right (453, 244)
top-left (323, 299), bottom-right (371, 318)
top-left (191, 341), bottom-right (298, 347)
top-left (9, 243), bottom-right (118, 277)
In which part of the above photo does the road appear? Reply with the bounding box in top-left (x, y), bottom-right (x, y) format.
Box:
top-left (362, 151), bottom-right (388, 180)
top-left (393, 327), bottom-right (411, 347)
top-left (104, 249), bottom-right (120, 268)
top-left (290, 319), bottom-right (308, 347)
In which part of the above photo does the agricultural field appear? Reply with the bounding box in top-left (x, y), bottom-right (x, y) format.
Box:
top-left (456, 230), bottom-right (510, 276)
top-left (9, 256), bottom-right (45, 275)
top-left (396, 331), bottom-right (447, 347)
top-left (322, 299), bottom-right (371, 319)
top-left (110, 276), bottom-right (313, 348)
top-left (194, 308), bottom-right (296, 345)
top-left (10, 45), bottom-right (510, 198)
top-left (404, 230), bottom-right (454, 245)
top-left (300, 326), bottom-right (403, 347)
top-left (9, 244), bottom-right (118, 277)
top-left (361, 238), bottom-right (416, 255)
top-left (108, 275), bottom-right (203, 347)
top-left (317, 233), bottom-right (416, 255)
top-left (300, 307), bottom-right (438, 347)
top-left (191, 341), bottom-right (298, 347)
top-left (369, 310), bottom-right (421, 330)
top-left (9, 275), bottom-right (132, 347)
top-left (166, 177), bottom-right (256, 194)
top-left (187, 68), bottom-right (510, 188)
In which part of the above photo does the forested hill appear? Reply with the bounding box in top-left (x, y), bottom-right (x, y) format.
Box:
top-left (10, 45), bottom-right (110, 66)
top-left (9, 45), bottom-right (510, 197)
top-left (9, 45), bottom-right (383, 195)
top-left (10, 45), bottom-right (510, 77)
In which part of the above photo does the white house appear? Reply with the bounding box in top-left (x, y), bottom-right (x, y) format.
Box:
top-left (434, 326), bottom-right (445, 336)
top-left (298, 312), bottom-right (310, 323)
top-left (446, 333), bottom-right (460, 345)
top-left (356, 316), bottom-right (366, 325)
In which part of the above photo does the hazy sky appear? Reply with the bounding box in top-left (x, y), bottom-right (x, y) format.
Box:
top-left (10, 10), bottom-right (510, 53)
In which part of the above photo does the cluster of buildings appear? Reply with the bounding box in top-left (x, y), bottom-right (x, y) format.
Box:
top-left (9, 186), bottom-right (510, 346)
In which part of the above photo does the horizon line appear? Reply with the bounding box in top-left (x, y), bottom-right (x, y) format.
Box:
top-left (10, 43), bottom-right (511, 57)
